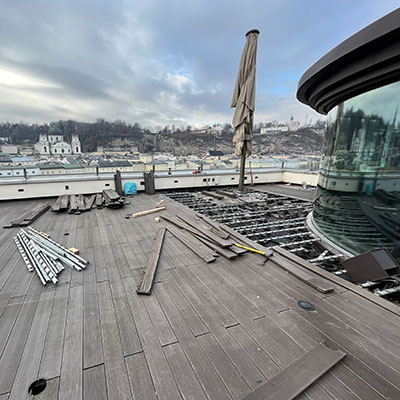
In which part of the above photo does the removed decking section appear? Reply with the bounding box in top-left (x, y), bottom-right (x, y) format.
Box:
top-left (0, 194), bottom-right (399, 399)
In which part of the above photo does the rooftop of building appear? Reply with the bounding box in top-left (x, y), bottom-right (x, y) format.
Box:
top-left (98, 160), bottom-right (132, 167)
top-left (0, 189), bottom-right (400, 399)
top-left (39, 164), bottom-right (65, 169)
top-left (10, 156), bottom-right (35, 163)
top-left (63, 164), bottom-right (84, 169)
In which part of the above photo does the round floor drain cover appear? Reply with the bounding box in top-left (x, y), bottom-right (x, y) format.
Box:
top-left (28, 379), bottom-right (47, 395)
top-left (297, 300), bottom-right (315, 311)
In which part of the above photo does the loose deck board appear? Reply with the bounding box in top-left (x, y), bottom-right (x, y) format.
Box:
top-left (137, 227), bottom-right (166, 295)
top-left (242, 343), bottom-right (346, 400)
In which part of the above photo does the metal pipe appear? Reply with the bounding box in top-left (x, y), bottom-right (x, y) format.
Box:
top-left (26, 231), bottom-right (85, 269)
top-left (28, 226), bottom-right (89, 265)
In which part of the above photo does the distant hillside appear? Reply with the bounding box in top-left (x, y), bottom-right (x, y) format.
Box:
top-left (0, 120), bottom-right (324, 155)
top-left (157, 129), bottom-right (324, 156)
top-left (0, 119), bottom-right (151, 153)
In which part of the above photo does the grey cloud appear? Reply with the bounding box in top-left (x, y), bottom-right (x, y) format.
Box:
top-left (0, 0), bottom-right (399, 125)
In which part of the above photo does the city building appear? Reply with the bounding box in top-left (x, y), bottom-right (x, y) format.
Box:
top-left (11, 156), bottom-right (35, 165)
top-left (0, 155), bottom-right (12, 165)
top-left (36, 127), bottom-right (81, 155)
top-left (97, 160), bottom-right (133, 173)
top-left (260, 126), bottom-right (288, 134)
top-left (289, 116), bottom-right (300, 131)
top-left (40, 164), bottom-right (65, 175)
top-left (1, 144), bottom-right (18, 154)
top-left (63, 164), bottom-right (86, 174)
top-left (297, 7), bottom-right (400, 255)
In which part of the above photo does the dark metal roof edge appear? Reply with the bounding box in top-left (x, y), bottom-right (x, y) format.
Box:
top-left (297, 8), bottom-right (400, 114)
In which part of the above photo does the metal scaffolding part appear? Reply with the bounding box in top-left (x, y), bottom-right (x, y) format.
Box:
top-left (13, 227), bottom-right (88, 285)
top-left (13, 236), bottom-right (33, 272)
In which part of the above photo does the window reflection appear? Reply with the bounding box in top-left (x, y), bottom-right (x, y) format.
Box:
top-left (313, 81), bottom-right (400, 255)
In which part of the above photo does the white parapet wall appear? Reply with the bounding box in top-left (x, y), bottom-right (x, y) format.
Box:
top-left (282, 170), bottom-right (319, 186)
top-left (0, 169), bottom-right (319, 201)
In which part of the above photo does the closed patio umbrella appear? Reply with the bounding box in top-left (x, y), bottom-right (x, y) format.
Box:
top-left (231, 29), bottom-right (260, 191)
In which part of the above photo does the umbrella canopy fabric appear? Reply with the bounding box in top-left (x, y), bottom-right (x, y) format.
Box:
top-left (231, 29), bottom-right (259, 156)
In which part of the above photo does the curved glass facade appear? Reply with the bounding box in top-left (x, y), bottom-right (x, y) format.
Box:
top-left (313, 81), bottom-right (400, 254)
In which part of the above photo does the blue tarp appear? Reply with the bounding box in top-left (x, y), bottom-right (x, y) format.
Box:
top-left (124, 182), bottom-right (137, 195)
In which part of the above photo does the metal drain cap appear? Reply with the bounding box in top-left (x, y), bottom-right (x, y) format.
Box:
top-left (28, 379), bottom-right (47, 395)
top-left (297, 300), bottom-right (315, 311)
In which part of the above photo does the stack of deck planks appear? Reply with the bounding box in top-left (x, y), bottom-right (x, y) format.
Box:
top-left (3, 203), bottom-right (50, 229)
top-left (136, 213), bottom-right (249, 296)
top-left (160, 213), bottom-right (250, 263)
top-left (102, 189), bottom-right (126, 208)
top-left (52, 190), bottom-right (126, 214)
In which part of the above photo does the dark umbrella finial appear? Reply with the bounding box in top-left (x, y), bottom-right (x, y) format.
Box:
top-left (245, 29), bottom-right (260, 37)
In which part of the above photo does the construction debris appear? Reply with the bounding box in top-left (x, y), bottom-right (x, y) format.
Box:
top-left (13, 226), bottom-right (88, 285)
top-left (137, 228), bottom-right (166, 295)
top-left (52, 190), bottom-right (126, 214)
top-left (160, 213), bottom-right (248, 262)
top-left (166, 224), bottom-right (217, 263)
top-left (131, 206), bottom-right (166, 218)
top-left (3, 203), bottom-right (50, 229)
top-left (68, 247), bottom-right (80, 255)
top-left (202, 191), bottom-right (225, 200)
top-left (103, 189), bottom-right (126, 208)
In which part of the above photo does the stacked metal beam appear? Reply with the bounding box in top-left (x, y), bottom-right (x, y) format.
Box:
top-left (13, 226), bottom-right (88, 285)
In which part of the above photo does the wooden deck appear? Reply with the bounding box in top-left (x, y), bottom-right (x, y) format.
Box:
top-left (0, 193), bottom-right (400, 399)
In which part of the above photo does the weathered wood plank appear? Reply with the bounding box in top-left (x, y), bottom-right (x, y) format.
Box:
top-left (285, 309), bottom-right (400, 400)
top-left (83, 248), bottom-right (104, 369)
top-left (227, 324), bottom-right (280, 380)
top-left (96, 282), bottom-right (131, 400)
top-left (166, 225), bottom-right (216, 263)
top-left (163, 342), bottom-right (208, 400)
top-left (8, 290), bottom-right (54, 400)
top-left (123, 277), bottom-right (182, 400)
top-left (160, 275), bottom-right (209, 337)
top-left (242, 343), bottom-right (345, 400)
top-left (142, 295), bottom-right (177, 347)
top-left (0, 297), bottom-right (24, 357)
top-left (153, 282), bottom-right (231, 400)
top-left (39, 285), bottom-right (69, 379)
top-left (0, 280), bottom-right (41, 394)
top-left (167, 270), bottom-right (266, 389)
top-left (176, 214), bottom-right (234, 247)
top-left (137, 228), bottom-right (166, 295)
top-left (83, 365), bottom-right (107, 400)
top-left (271, 253), bottom-right (334, 294)
top-left (174, 267), bottom-right (238, 329)
top-left (196, 213), bottom-right (230, 239)
top-left (219, 224), bottom-right (274, 257)
top-left (59, 286), bottom-right (83, 400)
top-left (197, 332), bottom-right (251, 398)
top-left (125, 352), bottom-right (157, 400)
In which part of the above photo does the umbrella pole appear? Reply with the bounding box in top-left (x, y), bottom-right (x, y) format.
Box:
top-left (238, 140), bottom-right (247, 192)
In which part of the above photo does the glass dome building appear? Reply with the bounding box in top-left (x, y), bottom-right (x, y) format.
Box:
top-left (297, 8), bottom-right (400, 255)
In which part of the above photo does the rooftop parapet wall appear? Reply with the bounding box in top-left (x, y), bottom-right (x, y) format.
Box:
top-left (0, 169), bottom-right (318, 200)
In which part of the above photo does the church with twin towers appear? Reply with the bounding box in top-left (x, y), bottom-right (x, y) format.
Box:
top-left (38, 126), bottom-right (81, 155)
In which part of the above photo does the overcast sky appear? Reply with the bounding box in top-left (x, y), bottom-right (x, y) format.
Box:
top-left (0, 1), bottom-right (399, 128)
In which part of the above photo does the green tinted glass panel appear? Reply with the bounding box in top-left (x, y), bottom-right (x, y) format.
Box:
top-left (314, 81), bottom-right (400, 254)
